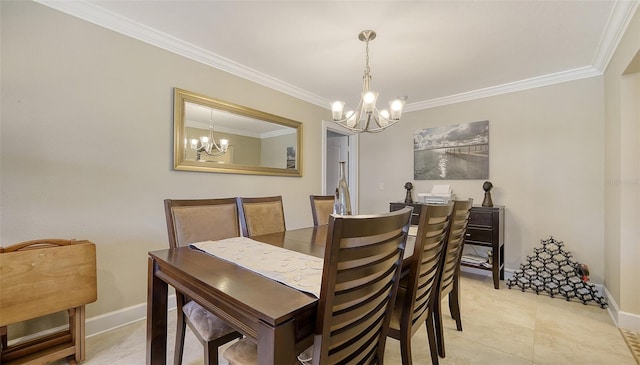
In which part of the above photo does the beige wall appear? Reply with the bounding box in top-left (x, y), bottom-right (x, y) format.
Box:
top-left (0, 0), bottom-right (325, 328)
top-left (221, 133), bottom-right (262, 166)
top-left (359, 77), bottom-right (606, 283)
top-left (604, 6), bottom-right (640, 326)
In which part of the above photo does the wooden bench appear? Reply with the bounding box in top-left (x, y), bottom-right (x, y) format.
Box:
top-left (0, 239), bottom-right (97, 365)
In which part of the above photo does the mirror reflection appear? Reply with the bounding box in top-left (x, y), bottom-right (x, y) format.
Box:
top-left (173, 88), bottom-right (303, 176)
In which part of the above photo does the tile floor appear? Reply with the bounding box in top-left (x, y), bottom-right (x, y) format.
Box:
top-left (67, 273), bottom-right (635, 364)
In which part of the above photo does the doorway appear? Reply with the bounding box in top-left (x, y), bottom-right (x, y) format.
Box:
top-left (321, 121), bottom-right (359, 214)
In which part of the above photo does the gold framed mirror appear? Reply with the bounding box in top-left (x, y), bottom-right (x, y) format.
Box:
top-left (173, 88), bottom-right (303, 176)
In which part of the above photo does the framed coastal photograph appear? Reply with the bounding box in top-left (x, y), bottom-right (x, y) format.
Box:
top-left (286, 147), bottom-right (296, 169)
top-left (414, 120), bottom-right (489, 180)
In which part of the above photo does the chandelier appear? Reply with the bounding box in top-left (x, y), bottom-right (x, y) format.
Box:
top-left (190, 110), bottom-right (229, 160)
top-left (331, 30), bottom-right (406, 133)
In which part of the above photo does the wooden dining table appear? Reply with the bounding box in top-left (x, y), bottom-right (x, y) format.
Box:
top-left (146, 224), bottom-right (414, 365)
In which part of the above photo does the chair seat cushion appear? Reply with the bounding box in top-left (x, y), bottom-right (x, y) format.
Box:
top-left (182, 300), bottom-right (237, 341)
top-left (223, 338), bottom-right (316, 365)
top-left (223, 338), bottom-right (258, 365)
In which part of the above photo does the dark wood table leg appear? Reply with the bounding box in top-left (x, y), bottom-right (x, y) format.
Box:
top-left (147, 257), bottom-right (168, 365)
top-left (257, 318), bottom-right (297, 365)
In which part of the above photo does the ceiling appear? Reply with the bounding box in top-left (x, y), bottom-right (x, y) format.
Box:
top-left (38, 1), bottom-right (638, 112)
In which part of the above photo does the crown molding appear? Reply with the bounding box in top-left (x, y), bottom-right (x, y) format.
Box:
top-left (35, 0), bottom-right (330, 108)
top-left (404, 66), bottom-right (602, 112)
top-left (36, 0), bottom-right (637, 113)
top-left (404, 0), bottom-right (639, 112)
top-left (592, 0), bottom-right (640, 72)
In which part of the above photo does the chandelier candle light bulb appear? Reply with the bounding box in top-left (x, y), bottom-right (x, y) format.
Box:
top-left (331, 30), bottom-right (406, 133)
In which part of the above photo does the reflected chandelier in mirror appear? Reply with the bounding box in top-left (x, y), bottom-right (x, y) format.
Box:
top-left (173, 88), bottom-right (303, 177)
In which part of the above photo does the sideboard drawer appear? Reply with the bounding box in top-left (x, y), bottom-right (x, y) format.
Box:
top-left (465, 227), bottom-right (493, 244)
top-left (469, 210), bottom-right (493, 227)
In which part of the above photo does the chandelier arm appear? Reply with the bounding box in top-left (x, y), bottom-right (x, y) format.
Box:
top-left (363, 105), bottom-right (398, 132)
top-left (364, 112), bottom-right (372, 131)
top-left (369, 114), bottom-right (398, 132)
top-left (208, 125), bottom-right (227, 153)
top-left (198, 147), bottom-right (227, 157)
top-left (210, 137), bottom-right (223, 152)
top-left (372, 106), bottom-right (396, 126)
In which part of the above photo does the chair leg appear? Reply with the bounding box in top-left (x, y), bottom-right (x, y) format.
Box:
top-left (69, 306), bottom-right (85, 363)
top-left (1, 326), bottom-right (7, 352)
top-left (434, 298), bottom-right (446, 358)
top-left (204, 340), bottom-right (219, 365)
top-left (425, 312), bottom-right (439, 365)
top-left (400, 330), bottom-right (413, 365)
top-left (449, 290), bottom-right (462, 331)
top-left (174, 309), bottom-right (187, 365)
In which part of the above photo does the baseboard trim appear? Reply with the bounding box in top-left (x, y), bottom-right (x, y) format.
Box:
top-left (618, 311), bottom-right (640, 332)
top-left (604, 287), bottom-right (640, 332)
top-left (86, 294), bottom-right (176, 338)
top-left (6, 295), bottom-right (176, 346)
top-left (460, 265), bottom-right (516, 281)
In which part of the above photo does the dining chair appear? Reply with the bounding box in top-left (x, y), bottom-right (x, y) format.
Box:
top-left (387, 203), bottom-right (454, 365)
top-left (236, 196), bottom-right (286, 237)
top-left (163, 198), bottom-right (244, 365)
top-left (309, 194), bottom-right (335, 226)
top-left (433, 199), bottom-right (473, 358)
top-left (222, 207), bottom-right (414, 365)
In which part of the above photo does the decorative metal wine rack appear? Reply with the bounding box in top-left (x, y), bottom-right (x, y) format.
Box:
top-left (506, 236), bottom-right (607, 308)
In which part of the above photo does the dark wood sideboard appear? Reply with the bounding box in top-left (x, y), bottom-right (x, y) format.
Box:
top-left (390, 202), bottom-right (504, 289)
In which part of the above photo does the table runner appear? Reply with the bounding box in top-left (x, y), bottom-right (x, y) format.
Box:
top-left (191, 237), bottom-right (323, 298)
